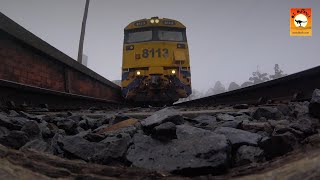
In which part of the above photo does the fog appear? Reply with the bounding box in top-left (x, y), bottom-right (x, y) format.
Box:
top-left (0, 0), bottom-right (319, 93)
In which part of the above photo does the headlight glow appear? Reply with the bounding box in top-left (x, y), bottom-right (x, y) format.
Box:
top-left (136, 71), bottom-right (141, 75)
top-left (150, 19), bottom-right (155, 23)
top-left (155, 19), bottom-right (160, 23)
top-left (171, 70), bottom-right (176, 74)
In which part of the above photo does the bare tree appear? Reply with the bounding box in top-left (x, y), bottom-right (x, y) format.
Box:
top-left (249, 68), bottom-right (269, 84)
top-left (269, 64), bottom-right (287, 80)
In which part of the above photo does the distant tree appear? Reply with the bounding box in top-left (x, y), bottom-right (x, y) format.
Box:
top-left (228, 82), bottom-right (240, 91)
top-left (241, 81), bottom-right (254, 88)
top-left (205, 88), bottom-right (214, 96)
top-left (178, 89), bottom-right (203, 102)
top-left (212, 81), bottom-right (226, 94)
top-left (269, 64), bottom-right (287, 80)
top-left (249, 68), bottom-right (269, 84)
top-left (187, 89), bottom-right (202, 100)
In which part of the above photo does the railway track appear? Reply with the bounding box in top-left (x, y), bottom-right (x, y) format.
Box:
top-left (176, 65), bottom-right (320, 107)
top-left (0, 79), bottom-right (123, 111)
top-left (1, 65), bottom-right (320, 111)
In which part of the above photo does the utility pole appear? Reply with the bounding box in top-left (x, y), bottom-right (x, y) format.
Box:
top-left (77, 0), bottom-right (90, 64)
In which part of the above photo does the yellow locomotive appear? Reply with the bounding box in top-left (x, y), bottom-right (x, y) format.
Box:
top-left (121, 17), bottom-right (191, 105)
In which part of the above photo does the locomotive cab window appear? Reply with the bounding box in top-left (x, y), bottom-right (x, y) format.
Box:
top-left (126, 30), bottom-right (152, 43)
top-left (125, 27), bottom-right (186, 43)
top-left (158, 30), bottom-right (184, 42)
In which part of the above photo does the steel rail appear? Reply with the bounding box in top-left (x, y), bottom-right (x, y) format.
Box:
top-left (175, 65), bottom-right (320, 107)
top-left (0, 79), bottom-right (123, 110)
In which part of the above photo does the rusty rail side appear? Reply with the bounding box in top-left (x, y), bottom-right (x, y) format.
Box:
top-left (0, 79), bottom-right (122, 110)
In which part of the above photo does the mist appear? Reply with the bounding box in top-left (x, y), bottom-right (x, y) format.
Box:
top-left (0, 0), bottom-right (319, 93)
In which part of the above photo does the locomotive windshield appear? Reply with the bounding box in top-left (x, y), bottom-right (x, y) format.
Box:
top-left (126, 30), bottom-right (152, 43)
top-left (158, 30), bottom-right (184, 41)
top-left (125, 28), bottom-right (186, 43)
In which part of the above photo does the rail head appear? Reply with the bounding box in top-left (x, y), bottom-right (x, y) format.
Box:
top-left (176, 65), bottom-right (320, 106)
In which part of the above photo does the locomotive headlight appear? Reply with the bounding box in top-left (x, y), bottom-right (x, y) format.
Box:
top-left (150, 19), bottom-right (155, 24)
top-left (171, 70), bottom-right (176, 74)
top-left (136, 71), bottom-right (141, 75)
top-left (155, 19), bottom-right (160, 23)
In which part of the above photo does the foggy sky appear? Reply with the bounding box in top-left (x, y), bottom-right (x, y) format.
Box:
top-left (0, 0), bottom-right (319, 92)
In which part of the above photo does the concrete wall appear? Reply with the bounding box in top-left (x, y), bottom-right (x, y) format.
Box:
top-left (0, 12), bottom-right (122, 102)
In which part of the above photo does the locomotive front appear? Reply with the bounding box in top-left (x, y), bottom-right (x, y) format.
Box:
top-left (121, 17), bottom-right (191, 105)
